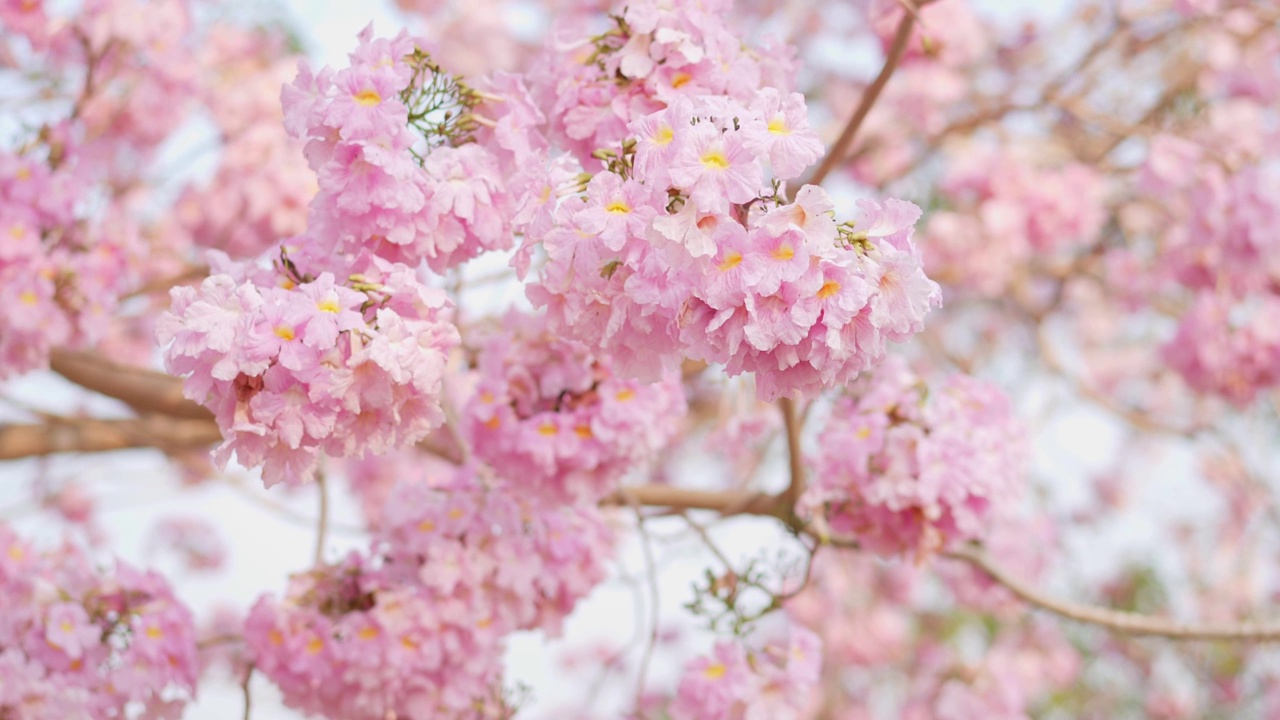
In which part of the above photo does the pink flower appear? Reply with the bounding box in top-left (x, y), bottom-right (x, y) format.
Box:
top-left (670, 123), bottom-right (763, 211)
top-left (742, 89), bottom-right (824, 179)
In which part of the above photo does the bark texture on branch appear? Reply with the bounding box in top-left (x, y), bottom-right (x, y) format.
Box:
top-left (49, 349), bottom-right (212, 420)
top-left (0, 416), bottom-right (223, 459)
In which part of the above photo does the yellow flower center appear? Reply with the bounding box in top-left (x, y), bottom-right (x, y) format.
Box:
top-left (771, 243), bottom-right (795, 261)
top-left (9, 225), bottom-right (25, 239)
top-left (654, 125), bottom-right (675, 146)
top-left (274, 326), bottom-right (296, 340)
top-left (19, 291), bottom-right (38, 306)
top-left (146, 626), bottom-right (163, 640)
top-left (306, 637), bottom-right (324, 654)
top-left (574, 425), bottom-right (593, 438)
top-left (538, 423), bottom-right (559, 436)
top-left (671, 72), bottom-right (692, 89)
top-left (767, 117), bottom-right (790, 135)
top-left (855, 426), bottom-right (872, 439)
top-left (703, 663), bottom-right (727, 679)
top-left (268, 629), bottom-right (283, 646)
top-left (717, 251), bottom-right (743, 271)
top-left (7, 545), bottom-right (23, 561)
top-left (358, 627), bottom-right (380, 640)
top-left (605, 200), bottom-right (631, 214)
top-left (448, 508), bottom-right (465, 520)
top-left (700, 148), bottom-right (730, 170)
top-left (418, 520), bottom-right (436, 532)
top-left (317, 298), bottom-right (340, 313)
top-left (615, 389), bottom-right (636, 402)
top-left (818, 280), bottom-right (841, 298)
top-left (354, 88), bottom-right (382, 106)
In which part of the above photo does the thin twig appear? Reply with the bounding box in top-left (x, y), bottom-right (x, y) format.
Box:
top-left (629, 503), bottom-right (661, 714)
top-left (803, 1), bottom-right (932, 189)
top-left (944, 544), bottom-right (1280, 642)
top-left (777, 397), bottom-right (806, 511)
top-left (314, 468), bottom-right (329, 567)
top-left (241, 663), bottom-right (255, 720)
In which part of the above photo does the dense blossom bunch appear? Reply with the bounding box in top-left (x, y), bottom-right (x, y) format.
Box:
top-left (376, 468), bottom-right (614, 636)
top-left (463, 311), bottom-right (686, 502)
top-left (524, 91), bottom-right (939, 398)
top-left (157, 252), bottom-right (459, 485)
top-left (1133, 145), bottom-right (1280, 405)
top-left (0, 525), bottom-right (198, 718)
top-left (0, 153), bottom-right (129, 379)
top-left (245, 553), bottom-right (511, 720)
top-left (281, 27), bottom-right (521, 273)
top-left (247, 468), bottom-right (612, 718)
top-left (802, 356), bottom-right (1027, 557)
top-left (923, 144), bottom-right (1107, 296)
top-left (175, 24), bottom-right (315, 259)
top-left (667, 625), bottom-right (822, 720)
top-left (527, 0), bottom-right (800, 164)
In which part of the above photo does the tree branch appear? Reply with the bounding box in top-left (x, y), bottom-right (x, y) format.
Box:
top-left (944, 544), bottom-right (1280, 642)
top-left (777, 397), bottom-right (805, 510)
top-left (0, 416), bottom-right (222, 459)
top-left (804, 1), bottom-right (930, 189)
top-left (49, 349), bottom-right (211, 420)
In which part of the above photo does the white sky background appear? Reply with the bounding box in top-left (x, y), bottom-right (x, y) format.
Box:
top-left (0, 0), bottom-right (1240, 717)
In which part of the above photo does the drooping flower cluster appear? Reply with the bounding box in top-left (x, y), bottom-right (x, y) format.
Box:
top-left (524, 92), bottom-right (939, 399)
top-left (802, 356), bottom-right (1028, 557)
top-left (281, 26), bottom-right (516, 273)
top-left (0, 525), bottom-right (198, 719)
top-left (463, 311), bottom-right (687, 503)
top-left (246, 468), bottom-right (613, 718)
top-left (668, 625), bottom-right (822, 720)
top-left (157, 252), bottom-right (459, 486)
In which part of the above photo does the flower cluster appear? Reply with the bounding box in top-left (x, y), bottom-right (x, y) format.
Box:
top-left (668, 625), bottom-right (822, 720)
top-left (528, 0), bottom-right (800, 165)
top-left (247, 468), bottom-right (613, 718)
top-left (524, 92), bottom-right (939, 399)
top-left (802, 356), bottom-right (1028, 557)
top-left (1136, 137), bottom-right (1280, 406)
top-left (0, 525), bottom-right (198, 719)
top-left (0, 151), bottom-right (131, 379)
top-left (464, 311), bottom-right (687, 503)
top-left (923, 144), bottom-right (1107, 297)
top-left (376, 469), bottom-right (614, 636)
top-left (245, 553), bottom-right (512, 720)
top-left (157, 252), bottom-right (459, 486)
top-left (281, 26), bottom-right (516, 273)
top-left (175, 24), bottom-right (314, 259)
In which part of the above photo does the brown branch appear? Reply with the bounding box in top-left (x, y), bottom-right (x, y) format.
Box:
top-left (804, 1), bottom-right (931, 189)
top-left (944, 544), bottom-right (1280, 642)
top-left (613, 482), bottom-right (1280, 643)
top-left (49, 349), bottom-right (211, 420)
top-left (605, 485), bottom-right (777, 516)
top-left (777, 397), bottom-right (805, 509)
top-left (0, 416), bottom-right (222, 459)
